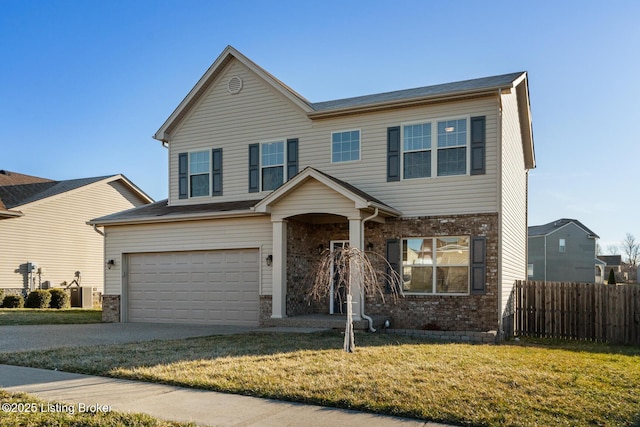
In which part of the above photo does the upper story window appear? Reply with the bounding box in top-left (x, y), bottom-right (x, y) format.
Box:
top-left (403, 123), bottom-right (431, 178)
top-left (331, 130), bottom-right (360, 163)
top-left (401, 117), bottom-right (468, 179)
top-left (248, 139), bottom-right (298, 194)
top-left (178, 149), bottom-right (222, 200)
top-left (402, 236), bottom-right (470, 294)
top-left (559, 238), bottom-right (566, 253)
top-left (189, 151), bottom-right (210, 197)
top-left (261, 141), bottom-right (285, 191)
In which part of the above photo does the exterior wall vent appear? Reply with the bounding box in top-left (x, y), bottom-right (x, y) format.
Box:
top-left (227, 76), bottom-right (243, 94)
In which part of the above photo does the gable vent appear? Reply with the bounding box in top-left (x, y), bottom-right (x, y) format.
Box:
top-left (227, 76), bottom-right (243, 94)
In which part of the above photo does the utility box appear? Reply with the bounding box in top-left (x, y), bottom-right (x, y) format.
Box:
top-left (70, 287), bottom-right (94, 308)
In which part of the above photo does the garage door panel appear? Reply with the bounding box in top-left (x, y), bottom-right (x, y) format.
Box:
top-left (128, 249), bottom-right (259, 326)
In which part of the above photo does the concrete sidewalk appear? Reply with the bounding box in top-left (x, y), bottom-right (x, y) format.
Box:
top-left (0, 364), bottom-right (449, 427)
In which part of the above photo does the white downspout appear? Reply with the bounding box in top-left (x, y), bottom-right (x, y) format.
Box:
top-left (360, 207), bottom-right (379, 332)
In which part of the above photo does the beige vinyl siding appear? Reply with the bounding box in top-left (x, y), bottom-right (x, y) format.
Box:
top-left (270, 179), bottom-right (359, 220)
top-left (103, 216), bottom-right (272, 296)
top-left (499, 90), bottom-right (528, 318)
top-left (0, 179), bottom-right (147, 292)
top-left (168, 58), bottom-right (500, 217)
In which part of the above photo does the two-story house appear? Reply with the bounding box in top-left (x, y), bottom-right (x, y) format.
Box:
top-left (90, 46), bottom-right (535, 338)
top-left (528, 219), bottom-right (602, 283)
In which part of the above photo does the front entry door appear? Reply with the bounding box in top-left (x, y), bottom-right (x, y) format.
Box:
top-left (330, 240), bottom-right (349, 314)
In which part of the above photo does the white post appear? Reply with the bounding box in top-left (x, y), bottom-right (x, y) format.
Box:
top-left (271, 220), bottom-right (287, 319)
top-left (348, 217), bottom-right (362, 321)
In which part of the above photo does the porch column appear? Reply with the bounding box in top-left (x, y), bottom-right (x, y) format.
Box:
top-left (271, 219), bottom-right (287, 319)
top-left (348, 217), bottom-right (362, 321)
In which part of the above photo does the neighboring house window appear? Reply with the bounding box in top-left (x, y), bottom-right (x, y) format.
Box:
top-left (402, 236), bottom-right (469, 294)
top-left (528, 263), bottom-right (534, 277)
top-left (189, 151), bottom-right (210, 197)
top-left (332, 130), bottom-right (360, 163)
top-left (402, 117), bottom-right (468, 179)
top-left (261, 141), bottom-right (285, 191)
top-left (559, 238), bottom-right (566, 253)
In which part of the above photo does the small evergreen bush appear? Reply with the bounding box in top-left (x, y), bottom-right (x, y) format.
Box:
top-left (25, 289), bottom-right (51, 308)
top-left (3, 295), bottom-right (24, 308)
top-left (49, 288), bottom-right (70, 309)
top-left (0, 289), bottom-right (4, 307)
top-left (608, 269), bottom-right (617, 285)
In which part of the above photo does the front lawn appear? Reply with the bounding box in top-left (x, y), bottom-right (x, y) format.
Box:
top-left (0, 390), bottom-right (194, 426)
top-left (0, 309), bottom-right (102, 325)
top-left (0, 332), bottom-right (638, 426)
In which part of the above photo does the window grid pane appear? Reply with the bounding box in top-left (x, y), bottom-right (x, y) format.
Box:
top-left (437, 147), bottom-right (466, 176)
top-left (437, 119), bottom-right (467, 148)
top-left (332, 130), bottom-right (360, 162)
top-left (262, 141), bottom-right (284, 167)
top-left (262, 166), bottom-right (283, 191)
top-left (404, 151), bottom-right (431, 179)
top-left (190, 151), bottom-right (210, 174)
top-left (403, 123), bottom-right (431, 151)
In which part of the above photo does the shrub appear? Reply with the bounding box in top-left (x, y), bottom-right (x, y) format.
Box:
top-left (608, 269), bottom-right (617, 285)
top-left (25, 290), bottom-right (51, 308)
top-left (0, 289), bottom-right (4, 307)
top-left (49, 288), bottom-right (70, 309)
top-left (3, 295), bottom-right (24, 308)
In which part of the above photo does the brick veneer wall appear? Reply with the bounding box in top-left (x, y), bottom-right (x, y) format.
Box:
top-left (285, 219), bottom-right (350, 316)
top-left (259, 295), bottom-right (272, 326)
top-left (364, 213), bottom-right (499, 331)
top-left (280, 213), bottom-right (499, 332)
top-left (102, 295), bottom-right (120, 322)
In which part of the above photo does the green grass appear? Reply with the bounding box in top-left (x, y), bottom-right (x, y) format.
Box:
top-left (0, 309), bottom-right (102, 325)
top-left (1, 332), bottom-right (638, 426)
top-left (0, 390), bottom-right (194, 426)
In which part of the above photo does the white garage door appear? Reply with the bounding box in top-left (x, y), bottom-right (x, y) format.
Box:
top-left (127, 249), bottom-right (259, 326)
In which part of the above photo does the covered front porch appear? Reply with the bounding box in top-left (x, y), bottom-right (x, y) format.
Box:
top-left (254, 167), bottom-right (400, 328)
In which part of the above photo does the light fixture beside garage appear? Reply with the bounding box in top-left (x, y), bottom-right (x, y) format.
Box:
top-left (107, 259), bottom-right (115, 269)
top-left (266, 255), bottom-right (273, 266)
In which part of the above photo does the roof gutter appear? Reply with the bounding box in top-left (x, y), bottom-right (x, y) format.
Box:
top-left (88, 210), bottom-right (264, 227)
top-left (307, 88), bottom-right (503, 120)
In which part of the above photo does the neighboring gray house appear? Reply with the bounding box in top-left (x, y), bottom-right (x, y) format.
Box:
top-left (528, 219), bottom-right (601, 283)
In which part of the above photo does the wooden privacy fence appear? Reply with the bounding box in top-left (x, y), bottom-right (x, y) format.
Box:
top-left (510, 280), bottom-right (640, 345)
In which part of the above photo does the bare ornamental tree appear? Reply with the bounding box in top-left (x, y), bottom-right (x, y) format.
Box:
top-left (621, 233), bottom-right (639, 267)
top-left (306, 247), bottom-right (402, 353)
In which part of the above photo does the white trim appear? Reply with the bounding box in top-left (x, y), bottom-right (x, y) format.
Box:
top-left (400, 115), bottom-right (471, 181)
top-left (330, 128), bottom-right (362, 164)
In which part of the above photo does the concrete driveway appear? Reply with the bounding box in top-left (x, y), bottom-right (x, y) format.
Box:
top-left (0, 323), bottom-right (257, 353)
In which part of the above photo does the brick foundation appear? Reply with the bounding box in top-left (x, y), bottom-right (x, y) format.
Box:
top-left (259, 295), bottom-right (272, 326)
top-left (102, 295), bottom-right (120, 322)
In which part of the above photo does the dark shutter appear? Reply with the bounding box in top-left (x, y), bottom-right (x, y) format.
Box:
top-left (470, 236), bottom-right (486, 294)
top-left (386, 238), bottom-right (401, 293)
top-left (212, 148), bottom-right (222, 196)
top-left (286, 138), bottom-right (298, 180)
top-left (387, 126), bottom-right (400, 182)
top-left (178, 152), bottom-right (188, 199)
top-left (470, 116), bottom-right (486, 175)
top-left (248, 143), bottom-right (259, 193)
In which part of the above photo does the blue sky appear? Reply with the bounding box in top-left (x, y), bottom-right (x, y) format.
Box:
top-left (1, 1), bottom-right (638, 252)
